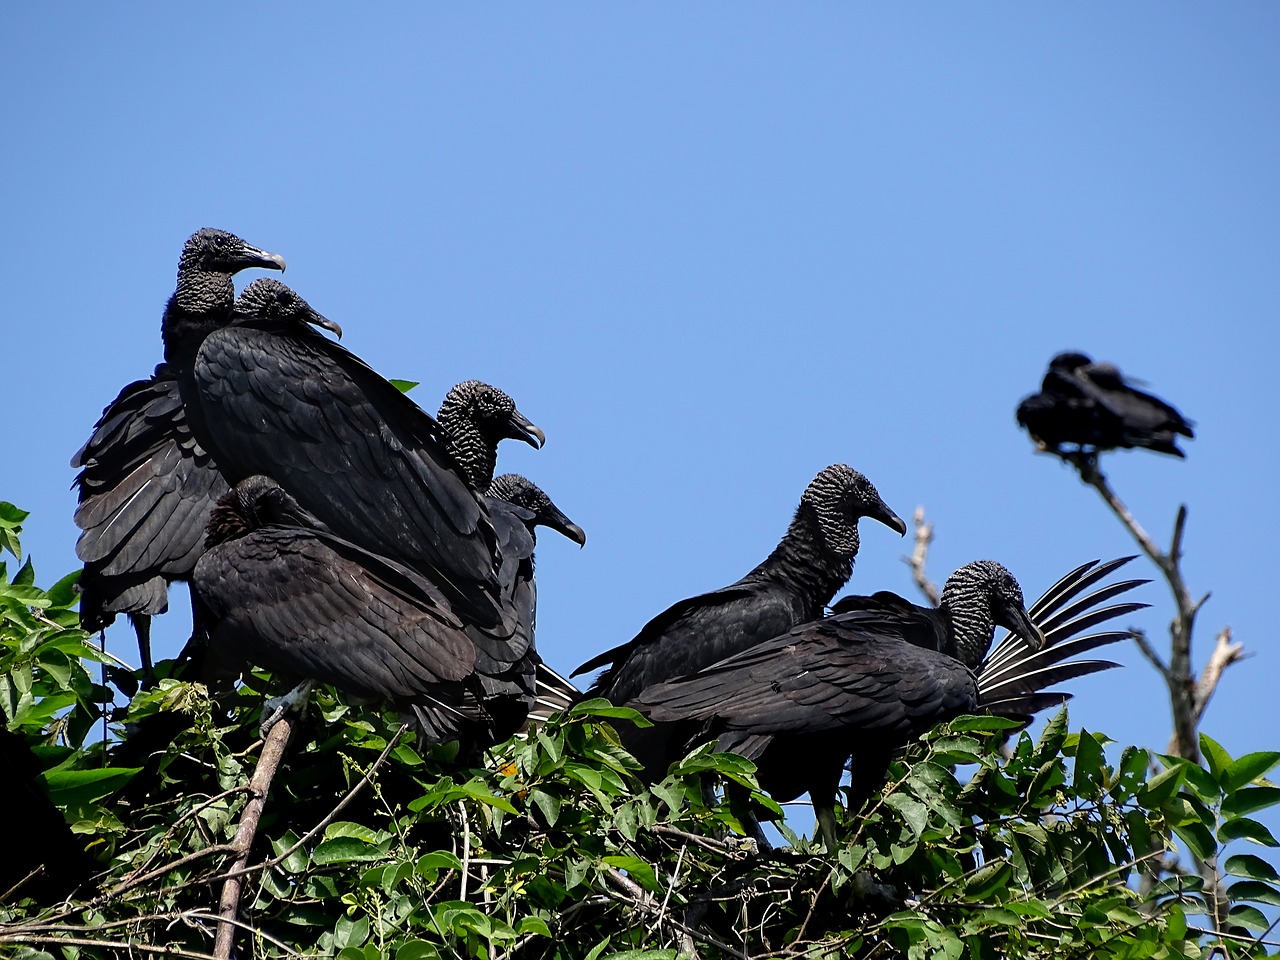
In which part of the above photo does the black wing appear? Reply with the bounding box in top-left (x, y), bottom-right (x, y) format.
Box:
top-left (635, 614), bottom-right (977, 739)
top-left (575, 580), bottom-right (807, 705)
top-left (193, 322), bottom-right (502, 624)
top-left (194, 526), bottom-right (478, 703)
top-left (979, 557), bottom-right (1148, 719)
top-left (829, 590), bottom-right (949, 652)
top-left (72, 366), bottom-right (227, 627)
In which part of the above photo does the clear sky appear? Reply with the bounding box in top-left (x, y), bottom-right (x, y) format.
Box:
top-left (2, 6), bottom-right (1277, 829)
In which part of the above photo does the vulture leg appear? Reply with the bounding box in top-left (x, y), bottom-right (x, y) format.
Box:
top-left (128, 613), bottom-right (154, 680)
top-left (261, 679), bottom-right (314, 737)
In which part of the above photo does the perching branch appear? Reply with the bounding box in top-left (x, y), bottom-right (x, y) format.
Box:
top-left (1068, 456), bottom-right (1233, 762)
top-left (213, 711), bottom-right (297, 960)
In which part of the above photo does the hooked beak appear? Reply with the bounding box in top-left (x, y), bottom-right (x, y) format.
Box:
top-left (306, 309), bottom-right (343, 340)
top-left (998, 599), bottom-right (1045, 652)
top-left (504, 409), bottom-right (546, 449)
top-left (868, 498), bottom-right (908, 537)
top-left (235, 244), bottom-right (287, 274)
top-left (540, 504), bottom-right (586, 547)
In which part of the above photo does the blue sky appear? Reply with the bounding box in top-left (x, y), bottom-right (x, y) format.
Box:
top-left (2, 6), bottom-right (1277, 831)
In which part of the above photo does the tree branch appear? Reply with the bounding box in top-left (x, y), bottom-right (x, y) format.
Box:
top-left (905, 506), bottom-right (940, 608)
top-left (214, 711), bottom-right (296, 960)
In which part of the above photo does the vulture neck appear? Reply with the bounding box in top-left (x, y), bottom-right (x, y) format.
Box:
top-left (939, 579), bottom-right (997, 668)
top-left (161, 268), bottom-right (237, 367)
top-left (748, 502), bottom-right (856, 616)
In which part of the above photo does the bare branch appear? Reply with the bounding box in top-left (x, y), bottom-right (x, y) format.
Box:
top-left (1128, 628), bottom-right (1170, 679)
top-left (214, 712), bottom-right (297, 960)
top-left (1192, 627), bottom-right (1244, 725)
top-left (905, 506), bottom-right (940, 607)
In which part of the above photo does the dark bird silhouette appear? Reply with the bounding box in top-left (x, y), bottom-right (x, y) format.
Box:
top-left (194, 475), bottom-right (494, 745)
top-left (183, 279), bottom-right (507, 631)
top-left (434, 383), bottom-right (582, 734)
top-left (72, 228), bottom-right (285, 674)
top-left (634, 557), bottom-right (1146, 848)
top-left (1018, 351), bottom-right (1195, 459)
top-left (486, 472), bottom-right (587, 728)
top-left (572, 464), bottom-right (906, 777)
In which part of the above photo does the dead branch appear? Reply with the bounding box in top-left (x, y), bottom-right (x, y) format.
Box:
top-left (1192, 627), bottom-right (1244, 725)
top-left (906, 506), bottom-right (940, 607)
top-left (214, 711), bottom-right (297, 960)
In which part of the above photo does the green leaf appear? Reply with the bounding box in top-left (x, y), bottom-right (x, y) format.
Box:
top-left (568, 698), bottom-right (653, 727)
top-left (395, 940), bottom-right (440, 960)
top-left (1035, 707), bottom-right (1069, 757)
top-left (1226, 904), bottom-right (1271, 932)
top-left (325, 821), bottom-right (382, 843)
top-left (13, 556), bottom-right (35, 586)
top-left (884, 792), bottom-right (929, 839)
top-left (270, 831), bottom-right (309, 874)
top-left (416, 851), bottom-right (462, 874)
top-left (947, 715), bottom-right (1023, 733)
top-left (458, 779), bottom-right (518, 814)
top-left (1227, 880), bottom-right (1280, 907)
top-left (40, 766), bottom-right (140, 807)
top-left (1219, 817), bottom-right (1280, 847)
top-left (529, 788), bottom-right (561, 827)
top-left (962, 861), bottom-right (1012, 900)
top-left (1223, 786), bottom-right (1280, 819)
top-left (313, 837), bottom-right (388, 865)
top-left (1178, 759), bottom-right (1223, 804)
top-left (1171, 820), bottom-right (1216, 863)
top-left (1223, 751), bottom-right (1280, 792)
top-left (1138, 764), bottom-right (1184, 805)
top-left (0, 502), bottom-right (30, 528)
top-left (1224, 854), bottom-right (1280, 883)
top-left (517, 916), bottom-right (553, 938)
top-left (1072, 730), bottom-right (1106, 797)
top-left (388, 379), bottom-right (420, 394)
top-left (1199, 733), bottom-right (1232, 784)
top-left (334, 914), bottom-right (371, 950)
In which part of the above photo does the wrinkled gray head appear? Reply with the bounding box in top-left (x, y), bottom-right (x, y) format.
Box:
top-left (801, 464), bottom-right (906, 559)
top-left (489, 473), bottom-right (586, 546)
top-left (179, 228), bottom-right (286, 276)
top-left (941, 560), bottom-right (1043, 667)
top-left (235, 278), bottom-right (343, 338)
top-left (439, 381), bottom-right (545, 450)
top-left (205, 475), bottom-right (327, 546)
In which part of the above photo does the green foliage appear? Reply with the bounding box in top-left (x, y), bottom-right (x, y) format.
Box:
top-left (0, 501), bottom-right (1278, 958)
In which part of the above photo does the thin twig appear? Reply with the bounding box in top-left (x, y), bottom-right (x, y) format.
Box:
top-left (459, 801), bottom-right (472, 903)
top-left (1128, 628), bottom-right (1170, 679)
top-left (215, 723), bottom-right (406, 886)
top-left (214, 711), bottom-right (297, 960)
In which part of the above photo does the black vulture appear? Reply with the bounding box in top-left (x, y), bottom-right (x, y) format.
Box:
top-left (433, 383), bottom-right (583, 734)
top-left (1018, 351), bottom-right (1195, 458)
top-left (193, 475), bottom-right (494, 746)
top-left (634, 558), bottom-right (1146, 848)
top-left (72, 228), bottom-right (285, 673)
top-left (486, 472), bottom-right (588, 728)
top-left (183, 278), bottom-right (508, 631)
top-left (572, 464), bottom-right (906, 777)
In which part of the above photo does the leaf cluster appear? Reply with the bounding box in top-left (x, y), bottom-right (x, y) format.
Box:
top-left (0, 502), bottom-right (1277, 959)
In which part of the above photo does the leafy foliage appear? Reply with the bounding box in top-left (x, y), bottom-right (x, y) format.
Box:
top-left (1, 502), bottom-right (1277, 959)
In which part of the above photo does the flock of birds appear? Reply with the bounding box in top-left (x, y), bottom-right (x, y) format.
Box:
top-left (67, 227), bottom-right (1199, 849)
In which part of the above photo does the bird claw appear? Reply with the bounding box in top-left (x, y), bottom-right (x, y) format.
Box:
top-left (260, 680), bottom-right (314, 737)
